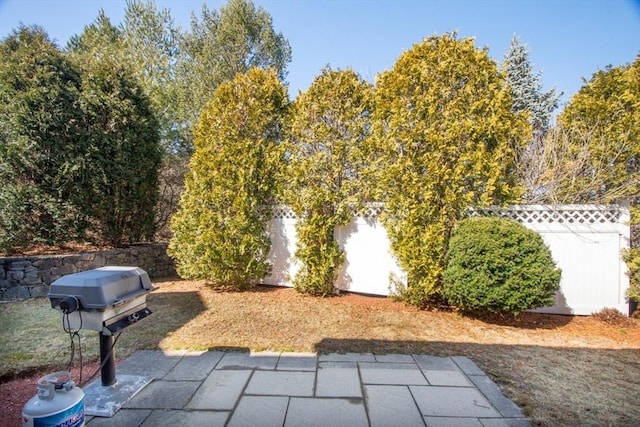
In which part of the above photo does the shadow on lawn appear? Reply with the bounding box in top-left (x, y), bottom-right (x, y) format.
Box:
top-left (117, 290), bottom-right (207, 351)
top-left (314, 338), bottom-right (640, 426)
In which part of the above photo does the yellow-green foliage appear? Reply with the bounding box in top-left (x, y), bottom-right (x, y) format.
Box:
top-left (558, 56), bottom-right (640, 203)
top-left (370, 34), bottom-right (529, 306)
top-left (286, 68), bottom-right (373, 295)
top-left (168, 68), bottom-right (287, 289)
top-left (623, 206), bottom-right (640, 302)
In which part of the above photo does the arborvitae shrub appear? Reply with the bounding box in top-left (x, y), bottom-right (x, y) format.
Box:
top-left (442, 216), bottom-right (561, 315)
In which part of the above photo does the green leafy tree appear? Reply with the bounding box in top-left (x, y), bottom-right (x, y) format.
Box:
top-left (286, 67), bottom-right (373, 295)
top-left (69, 3), bottom-right (181, 153)
top-left (0, 26), bottom-right (87, 253)
top-left (76, 56), bottom-right (162, 246)
top-left (168, 68), bottom-right (287, 289)
top-left (370, 34), bottom-right (529, 306)
top-left (177, 0), bottom-right (292, 151)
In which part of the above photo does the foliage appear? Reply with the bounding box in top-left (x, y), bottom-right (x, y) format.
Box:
top-left (68, 3), bottom-right (183, 154)
top-left (120, 0), bottom-right (182, 153)
top-left (442, 216), bottom-right (561, 315)
top-left (286, 67), bottom-right (373, 295)
top-left (168, 68), bottom-right (287, 289)
top-left (554, 56), bottom-right (640, 203)
top-left (503, 35), bottom-right (561, 201)
top-left (503, 35), bottom-right (560, 136)
top-left (370, 34), bottom-right (529, 306)
top-left (623, 206), bottom-right (640, 302)
top-left (0, 26), bottom-right (87, 253)
top-left (76, 55), bottom-right (162, 245)
top-left (177, 0), bottom-right (292, 152)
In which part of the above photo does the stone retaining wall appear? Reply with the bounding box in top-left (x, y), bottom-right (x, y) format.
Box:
top-left (0, 243), bottom-right (176, 300)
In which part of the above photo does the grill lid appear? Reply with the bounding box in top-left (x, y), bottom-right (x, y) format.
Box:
top-left (48, 266), bottom-right (153, 309)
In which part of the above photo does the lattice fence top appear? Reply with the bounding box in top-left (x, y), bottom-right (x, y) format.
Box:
top-left (271, 203), bottom-right (385, 220)
top-left (272, 204), bottom-right (626, 225)
top-left (272, 206), bottom-right (297, 219)
top-left (469, 205), bottom-right (625, 225)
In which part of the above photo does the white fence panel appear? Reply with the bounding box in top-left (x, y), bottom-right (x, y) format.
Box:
top-left (334, 214), bottom-right (406, 296)
top-left (263, 205), bottom-right (631, 315)
top-left (472, 205), bottom-right (630, 315)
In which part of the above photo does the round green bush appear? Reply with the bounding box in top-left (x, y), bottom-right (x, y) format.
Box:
top-left (442, 216), bottom-right (561, 315)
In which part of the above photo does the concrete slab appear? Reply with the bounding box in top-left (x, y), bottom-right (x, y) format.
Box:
top-left (86, 409), bottom-right (150, 426)
top-left (413, 355), bottom-right (460, 371)
top-left (124, 380), bottom-right (200, 409)
top-left (360, 362), bottom-right (428, 386)
top-left (364, 385), bottom-right (425, 427)
top-left (453, 356), bottom-right (485, 376)
top-left (285, 397), bottom-right (368, 427)
top-left (423, 370), bottom-right (473, 387)
top-left (226, 396), bottom-right (289, 427)
top-left (163, 351), bottom-right (224, 381)
top-left (187, 370), bottom-right (251, 410)
top-left (424, 417), bottom-right (483, 426)
top-left (117, 350), bottom-right (182, 379)
top-left (83, 374), bottom-right (153, 417)
top-left (410, 386), bottom-right (501, 418)
top-left (141, 409), bottom-right (229, 426)
top-left (245, 370), bottom-right (315, 396)
top-left (276, 352), bottom-right (318, 371)
top-left (216, 351), bottom-right (278, 370)
top-left (319, 352), bottom-right (376, 362)
top-left (374, 354), bottom-right (415, 363)
top-left (316, 361), bottom-right (362, 397)
top-left (468, 374), bottom-right (527, 419)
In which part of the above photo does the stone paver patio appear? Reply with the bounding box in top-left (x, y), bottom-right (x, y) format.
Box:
top-left (84, 350), bottom-right (530, 427)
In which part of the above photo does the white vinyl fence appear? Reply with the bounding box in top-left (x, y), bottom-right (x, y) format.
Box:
top-left (264, 204), bottom-right (631, 316)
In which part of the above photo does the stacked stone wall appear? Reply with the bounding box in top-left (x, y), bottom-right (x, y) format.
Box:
top-left (0, 243), bottom-right (176, 300)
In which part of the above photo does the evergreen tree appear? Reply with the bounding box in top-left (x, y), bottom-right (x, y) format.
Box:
top-left (168, 68), bottom-right (287, 288)
top-left (503, 35), bottom-right (560, 136)
top-left (286, 67), bottom-right (373, 295)
top-left (0, 26), bottom-right (87, 252)
top-left (177, 0), bottom-right (292, 152)
top-left (557, 56), bottom-right (640, 203)
top-left (76, 55), bottom-right (162, 246)
top-left (371, 34), bottom-right (528, 306)
top-left (503, 35), bottom-right (561, 201)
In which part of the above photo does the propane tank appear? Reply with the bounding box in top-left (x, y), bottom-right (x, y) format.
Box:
top-left (21, 371), bottom-right (84, 427)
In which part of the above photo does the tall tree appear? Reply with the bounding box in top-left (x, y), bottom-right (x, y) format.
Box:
top-left (503, 35), bottom-right (561, 201)
top-left (77, 55), bottom-right (162, 246)
top-left (0, 26), bottom-right (87, 253)
top-left (503, 35), bottom-right (560, 135)
top-left (286, 67), bottom-right (373, 295)
top-left (557, 56), bottom-right (640, 203)
top-left (177, 0), bottom-right (292, 151)
top-left (371, 34), bottom-right (529, 306)
top-left (68, 2), bottom-right (181, 153)
top-left (168, 68), bottom-right (287, 288)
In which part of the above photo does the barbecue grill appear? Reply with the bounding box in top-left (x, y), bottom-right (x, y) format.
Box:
top-left (48, 266), bottom-right (154, 388)
top-left (48, 266), bottom-right (154, 335)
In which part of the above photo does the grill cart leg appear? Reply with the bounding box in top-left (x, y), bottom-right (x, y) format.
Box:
top-left (99, 333), bottom-right (116, 386)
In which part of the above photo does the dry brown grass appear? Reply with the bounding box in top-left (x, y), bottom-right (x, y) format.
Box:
top-left (2, 278), bottom-right (640, 426)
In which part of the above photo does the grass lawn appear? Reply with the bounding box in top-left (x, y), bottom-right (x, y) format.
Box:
top-left (2, 278), bottom-right (639, 426)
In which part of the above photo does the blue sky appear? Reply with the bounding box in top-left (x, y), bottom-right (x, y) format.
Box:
top-left (1, 0), bottom-right (639, 108)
